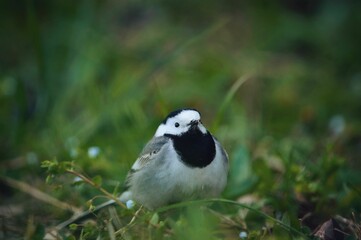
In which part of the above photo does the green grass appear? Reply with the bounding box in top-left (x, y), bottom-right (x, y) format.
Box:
top-left (1, 1), bottom-right (361, 239)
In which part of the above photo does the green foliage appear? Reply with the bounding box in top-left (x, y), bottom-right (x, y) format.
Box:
top-left (224, 146), bottom-right (258, 198)
top-left (1, 0), bottom-right (361, 239)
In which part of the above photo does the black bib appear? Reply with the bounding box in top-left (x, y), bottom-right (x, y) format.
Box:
top-left (165, 129), bottom-right (216, 168)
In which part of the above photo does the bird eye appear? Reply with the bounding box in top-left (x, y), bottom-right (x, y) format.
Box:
top-left (174, 122), bottom-right (180, 128)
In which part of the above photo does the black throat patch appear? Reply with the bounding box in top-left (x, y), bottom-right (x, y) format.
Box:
top-left (165, 129), bottom-right (216, 168)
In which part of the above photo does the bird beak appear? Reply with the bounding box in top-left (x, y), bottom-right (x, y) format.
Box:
top-left (188, 120), bottom-right (199, 129)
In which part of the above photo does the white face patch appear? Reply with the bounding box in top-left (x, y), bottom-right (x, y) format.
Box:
top-left (155, 110), bottom-right (207, 137)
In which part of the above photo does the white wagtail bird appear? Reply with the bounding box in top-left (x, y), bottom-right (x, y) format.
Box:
top-left (119, 108), bottom-right (229, 209)
top-left (56, 108), bottom-right (228, 229)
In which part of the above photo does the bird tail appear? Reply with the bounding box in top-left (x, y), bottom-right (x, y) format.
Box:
top-left (55, 199), bottom-right (117, 230)
top-left (51, 191), bottom-right (133, 234)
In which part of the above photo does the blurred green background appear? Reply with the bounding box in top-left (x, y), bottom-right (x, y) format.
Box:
top-left (1, 0), bottom-right (361, 239)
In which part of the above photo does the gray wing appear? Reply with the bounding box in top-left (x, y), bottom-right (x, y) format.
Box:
top-left (139, 136), bottom-right (170, 156)
top-left (124, 136), bottom-right (169, 188)
top-left (214, 138), bottom-right (229, 167)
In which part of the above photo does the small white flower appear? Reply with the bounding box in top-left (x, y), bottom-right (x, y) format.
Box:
top-left (239, 231), bottom-right (247, 239)
top-left (88, 146), bottom-right (100, 158)
top-left (126, 200), bottom-right (135, 209)
top-left (73, 176), bottom-right (83, 183)
top-left (26, 152), bottom-right (38, 165)
top-left (329, 115), bottom-right (345, 136)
